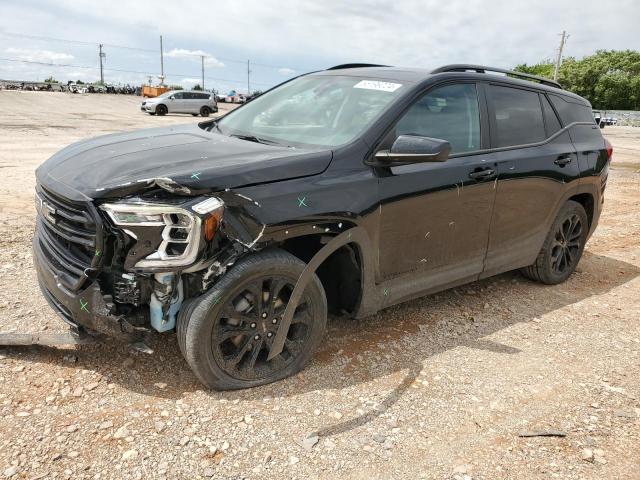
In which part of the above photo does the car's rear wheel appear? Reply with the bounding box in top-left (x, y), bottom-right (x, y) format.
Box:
top-left (521, 200), bottom-right (588, 285)
top-left (177, 249), bottom-right (327, 390)
top-left (200, 106), bottom-right (211, 117)
top-left (156, 104), bottom-right (167, 116)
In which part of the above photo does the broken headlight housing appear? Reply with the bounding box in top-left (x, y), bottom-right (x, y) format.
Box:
top-left (101, 198), bottom-right (223, 269)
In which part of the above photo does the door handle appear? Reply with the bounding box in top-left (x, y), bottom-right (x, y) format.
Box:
top-left (468, 168), bottom-right (496, 181)
top-left (554, 154), bottom-right (572, 166)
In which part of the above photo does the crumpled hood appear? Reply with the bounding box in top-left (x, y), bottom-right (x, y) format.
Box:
top-left (36, 123), bottom-right (332, 201)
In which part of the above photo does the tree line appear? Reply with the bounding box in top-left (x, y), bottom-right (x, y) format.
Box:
top-left (515, 50), bottom-right (640, 110)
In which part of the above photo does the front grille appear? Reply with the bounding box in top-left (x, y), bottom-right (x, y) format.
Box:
top-left (35, 185), bottom-right (104, 292)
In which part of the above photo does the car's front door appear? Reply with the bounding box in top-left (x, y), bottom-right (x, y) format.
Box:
top-left (168, 91), bottom-right (185, 112)
top-left (376, 83), bottom-right (497, 284)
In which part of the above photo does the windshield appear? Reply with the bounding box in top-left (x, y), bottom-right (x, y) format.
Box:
top-left (216, 75), bottom-right (405, 148)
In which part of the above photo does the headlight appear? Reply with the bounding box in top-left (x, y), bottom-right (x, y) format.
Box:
top-left (101, 200), bottom-right (222, 269)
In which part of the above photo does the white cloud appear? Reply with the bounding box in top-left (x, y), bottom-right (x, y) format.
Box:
top-left (278, 67), bottom-right (296, 76)
top-left (22, 0), bottom-right (639, 70)
top-left (181, 77), bottom-right (201, 84)
top-left (165, 48), bottom-right (224, 67)
top-left (5, 47), bottom-right (74, 63)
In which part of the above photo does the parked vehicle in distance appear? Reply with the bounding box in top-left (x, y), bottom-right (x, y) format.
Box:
top-left (34, 64), bottom-right (611, 390)
top-left (217, 90), bottom-right (246, 103)
top-left (141, 90), bottom-right (218, 116)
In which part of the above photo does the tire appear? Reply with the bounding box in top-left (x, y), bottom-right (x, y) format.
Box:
top-left (191, 113), bottom-right (198, 116)
top-left (156, 104), bottom-right (167, 116)
top-left (148, 112), bottom-right (156, 116)
top-left (177, 249), bottom-right (327, 390)
top-left (521, 200), bottom-right (589, 285)
top-left (200, 106), bottom-right (211, 117)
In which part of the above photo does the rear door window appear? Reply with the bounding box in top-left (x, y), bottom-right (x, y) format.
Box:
top-left (395, 83), bottom-right (481, 154)
top-left (489, 85), bottom-right (546, 147)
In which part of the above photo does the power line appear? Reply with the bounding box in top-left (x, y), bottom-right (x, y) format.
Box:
top-left (0, 57), bottom-right (272, 86)
top-left (0, 31), bottom-right (307, 71)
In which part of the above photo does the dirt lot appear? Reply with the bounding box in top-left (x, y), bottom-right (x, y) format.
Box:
top-left (0, 90), bottom-right (638, 480)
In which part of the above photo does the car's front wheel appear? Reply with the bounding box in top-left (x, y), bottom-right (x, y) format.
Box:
top-left (156, 104), bottom-right (167, 116)
top-left (177, 249), bottom-right (327, 390)
top-left (200, 106), bottom-right (211, 117)
top-left (521, 200), bottom-right (589, 284)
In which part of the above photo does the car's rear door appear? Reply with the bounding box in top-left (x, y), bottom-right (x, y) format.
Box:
top-left (482, 83), bottom-right (581, 277)
top-left (376, 82), bottom-right (497, 284)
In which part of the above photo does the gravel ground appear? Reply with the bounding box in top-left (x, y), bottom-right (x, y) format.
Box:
top-left (0, 91), bottom-right (638, 480)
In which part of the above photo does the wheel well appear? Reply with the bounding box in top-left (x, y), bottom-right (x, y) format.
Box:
top-left (569, 193), bottom-right (594, 227)
top-left (280, 235), bottom-right (362, 316)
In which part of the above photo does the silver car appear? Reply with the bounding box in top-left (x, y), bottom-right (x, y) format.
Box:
top-left (141, 90), bottom-right (218, 117)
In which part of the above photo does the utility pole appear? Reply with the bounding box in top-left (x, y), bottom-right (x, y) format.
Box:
top-left (201, 55), bottom-right (205, 89)
top-left (553, 30), bottom-right (568, 81)
top-left (98, 44), bottom-right (105, 84)
top-left (247, 59), bottom-right (250, 94)
top-left (159, 35), bottom-right (165, 85)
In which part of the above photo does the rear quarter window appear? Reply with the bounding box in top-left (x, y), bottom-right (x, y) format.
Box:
top-left (541, 94), bottom-right (562, 136)
top-left (489, 85), bottom-right (546, 147)
top-left (549, 94), bottom-right (595, 125)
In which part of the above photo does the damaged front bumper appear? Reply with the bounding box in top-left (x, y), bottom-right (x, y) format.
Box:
top-left (33, 237), bottom-right (141, 342)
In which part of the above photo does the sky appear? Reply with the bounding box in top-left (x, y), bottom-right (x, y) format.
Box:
top-left (0, 0), bottom-right (638, 93)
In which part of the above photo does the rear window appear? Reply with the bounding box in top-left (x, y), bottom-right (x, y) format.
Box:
top-left (549, 94), bottom-right (595, 125)
top-left (541, 94), bottom-right (562, 136)
top-left (490, 85), bottom-right (546, 147)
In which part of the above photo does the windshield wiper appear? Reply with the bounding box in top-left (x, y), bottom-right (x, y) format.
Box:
top-left (230, 133), bottom-right (283, 146)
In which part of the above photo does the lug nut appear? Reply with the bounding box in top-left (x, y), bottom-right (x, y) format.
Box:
top-left (254, 335), bottom-right (260, 340)
top-left (272, 318), bottom-right (277, 324)
top-left (250, 322), bottom-right (256, 328)
top-left (262, 312), bottom-right (267, 318)
top-left (267, 332), bottom-right (273, 337)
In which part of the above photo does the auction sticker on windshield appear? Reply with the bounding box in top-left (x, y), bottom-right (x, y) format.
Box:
top-left (353, 80), bottom-right (402, 92)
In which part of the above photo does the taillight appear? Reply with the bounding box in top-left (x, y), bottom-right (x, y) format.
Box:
top-left (604, 137), bottom-right (613, 160)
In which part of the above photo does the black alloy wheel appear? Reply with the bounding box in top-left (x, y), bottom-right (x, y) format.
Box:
top-left (550, 213), bottom-right (583, 275)
top-left (177, 249), bottom-right (327, 390)
top-left (210, 275), bottom-right (313, 380)
top-left (156, 104), bottom-right (167, 116)
top-left (521, 200), bottom-right (589, 285)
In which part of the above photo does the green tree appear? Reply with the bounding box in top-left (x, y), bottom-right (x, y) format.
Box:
top-left (168, 84), bottom-right (183, 90)
top-left (192, 84), bottom-right (203, 91)
top-left (44, 76), bottom-right (59, 84)
top-left (514, 50), bottom-right (640, 110)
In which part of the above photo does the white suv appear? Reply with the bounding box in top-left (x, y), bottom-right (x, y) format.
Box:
top-left (141, 90), bottom-right (218, 117)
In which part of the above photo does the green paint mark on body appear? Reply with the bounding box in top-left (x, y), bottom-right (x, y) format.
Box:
top-left (191, 172), bottom-right (201, 180)
top-left (297, 196), bottom-right (308, 208)
top-left (79, 299), bottom-right (90, 313)
top-left (95, 250), bottom-right (101, 257)
top-left (383, 288), bottom-right (389, 297)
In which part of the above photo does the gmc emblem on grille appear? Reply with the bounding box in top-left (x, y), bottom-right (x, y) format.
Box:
top-left (35, 194), bottom-right (57, 224)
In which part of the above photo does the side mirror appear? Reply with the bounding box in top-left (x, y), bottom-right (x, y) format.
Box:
top-left (169, 96), bottom-right (175, 100)
top-left (370, 135), bottom-right (451, 166)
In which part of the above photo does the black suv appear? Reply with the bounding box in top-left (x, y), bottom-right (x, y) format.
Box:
top-left (34, 64), bottom-right (611, 389)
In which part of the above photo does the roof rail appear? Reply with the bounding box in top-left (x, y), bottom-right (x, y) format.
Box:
top-left (327, 63), bottom-right (389, 70)
top-left (431, 64), bottom-right (562, 89)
